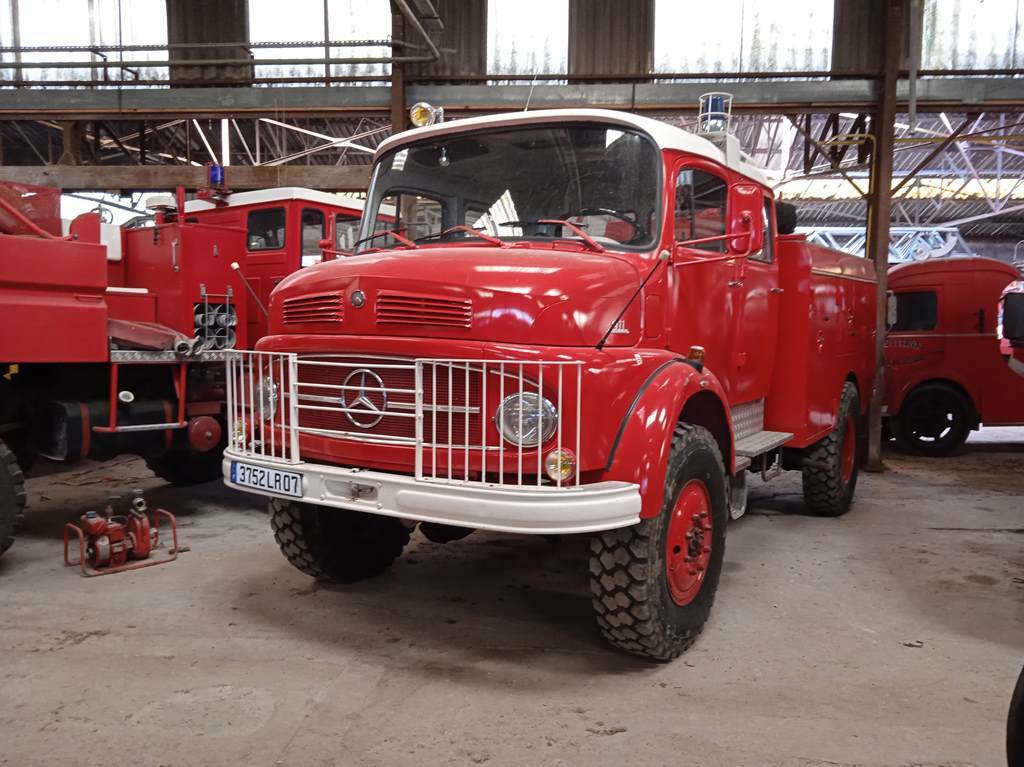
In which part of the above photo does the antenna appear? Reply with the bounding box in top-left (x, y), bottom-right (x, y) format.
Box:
top-left (524, 71), bottom-right (539, 111)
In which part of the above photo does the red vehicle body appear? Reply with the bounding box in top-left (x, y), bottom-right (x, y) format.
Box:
top-left (885, 256), bottom-right (1023, 454)
top-left (184, 188), bottom-right (371, 341)
top-left (222, 109), bottom-right (877, 660)
top-left (0, 184), bottom-right (366, 557)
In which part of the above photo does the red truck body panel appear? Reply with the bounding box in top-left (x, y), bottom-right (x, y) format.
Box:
top-left (185, 191), bottom-right (367, 342)
top-left (885, 256), bottom-right (1022, 425)
top-left (768, 236), bottom-right (877, 447)
top-left (0, 232), bottom-right (109, 363)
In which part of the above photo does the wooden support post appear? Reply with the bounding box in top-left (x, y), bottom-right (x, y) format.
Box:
top-left (865, 0), bottom-right (904, 472)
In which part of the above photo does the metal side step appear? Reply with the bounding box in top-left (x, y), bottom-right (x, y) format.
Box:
top-left (734, 430), bottom-right (793, 458)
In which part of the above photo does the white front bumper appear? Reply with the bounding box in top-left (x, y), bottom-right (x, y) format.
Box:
top-left (222, 449), bottom-right (641, 535)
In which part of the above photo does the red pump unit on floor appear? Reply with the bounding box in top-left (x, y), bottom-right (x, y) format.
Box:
top-left (63, 491), bottom-right (181, 577)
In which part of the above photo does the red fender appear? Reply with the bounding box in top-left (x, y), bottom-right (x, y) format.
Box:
top-left (599, 359), bottom-right (734, 519)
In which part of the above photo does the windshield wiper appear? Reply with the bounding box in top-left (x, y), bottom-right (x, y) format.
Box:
top-left (353, 229), bottom-right (418, 250)
top-left (499, 219), bottom-right (604, 253)
top-left (413, 225), bottom-right (504, 247)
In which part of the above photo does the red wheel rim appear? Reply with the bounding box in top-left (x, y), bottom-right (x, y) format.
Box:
top-left (665, 479), bottom-right (713, 606)
top-left (841, 412), bottom-right (857, 484)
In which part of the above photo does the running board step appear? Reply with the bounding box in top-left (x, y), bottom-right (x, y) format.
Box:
top-left (734, 430), bottom-right (793, 458)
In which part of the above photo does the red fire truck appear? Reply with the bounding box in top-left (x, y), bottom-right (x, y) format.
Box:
top-left (0, 183), bottom-right (366, 558)
top-left (885, 256), bottom-right (1023, 455)
top-left (222, 108), bottom-right (877, 660)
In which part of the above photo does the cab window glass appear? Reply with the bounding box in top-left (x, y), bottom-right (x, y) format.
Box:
top-left (378, 193), bottom-right (444, 242)
top-left (247, 207), bottom-right (285, 251)
top-left (300, 208), bottom-right (326, 267)
top-left (890, 291), bottom-right (938, 332)
top-left (675, 169), bottom-right (727, 252)
top-left (335, 213), bottom-right (360, 251)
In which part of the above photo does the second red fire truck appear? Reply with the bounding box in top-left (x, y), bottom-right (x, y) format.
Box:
top-left (0, 182), bottom-right (368, 558)
top-left (222, 107), bottom-right (877, 660)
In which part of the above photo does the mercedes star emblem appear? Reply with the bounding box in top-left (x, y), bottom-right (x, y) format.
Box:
top-left (351, 289), bottom-right (366, 308)
top-left (340, 368), bottom-right (387, 428)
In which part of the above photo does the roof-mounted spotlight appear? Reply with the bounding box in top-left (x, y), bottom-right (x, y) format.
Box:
top-left (409, 101), bottom-right (444, 128)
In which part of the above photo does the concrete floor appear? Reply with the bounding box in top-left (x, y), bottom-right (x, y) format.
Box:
top-left (1, 431), bottom-right (1022, 767)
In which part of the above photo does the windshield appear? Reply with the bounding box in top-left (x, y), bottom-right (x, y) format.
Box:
top-left (357, 123), bottom-right (661, 253)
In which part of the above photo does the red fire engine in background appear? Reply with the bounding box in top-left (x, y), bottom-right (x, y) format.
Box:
top-left (885, 256), bottom-right (1023, 455)
top-left (0, 180), bottom-right (369, 558)
top-left (222, 104), bottom-right (877, 661)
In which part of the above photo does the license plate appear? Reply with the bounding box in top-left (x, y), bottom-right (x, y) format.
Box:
top-left (230, 461), bottom-right (302, 498)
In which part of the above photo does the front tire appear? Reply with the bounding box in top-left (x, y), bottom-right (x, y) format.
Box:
top-left (891, 383), bottom-right (972, 456)
top-left (590, 423), bottom-right (728, 661)
top-left (270, 499), bottom-right (411, 582)
top-left (802, 381), bottom-right (860, 517)
top-left (0, 439), bottom-right (27, 557)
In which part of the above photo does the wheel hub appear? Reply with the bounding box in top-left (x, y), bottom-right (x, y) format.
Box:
top-left (665, 479), bottom-right (713, 606)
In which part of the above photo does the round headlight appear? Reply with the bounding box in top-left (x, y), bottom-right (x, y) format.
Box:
top-left (258, 376), bottom-right (278, 421)
top-left (497, 392), bottom-right (558, 446)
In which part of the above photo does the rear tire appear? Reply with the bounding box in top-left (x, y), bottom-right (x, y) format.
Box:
top-left (891, 383), bottom-right (971, 456)
top-left (590, 424), bottom-right (728, 661)
top-left (1009, 663), bottom-right (1024, 767)
top-left (802, 381), bottom-right (860, 517)
top-left (270, 499), bottom-right (411, 583)
top-left (0, 439), bottom-right (27, 557)
top-left (146, 448), bottom-right (223, 486)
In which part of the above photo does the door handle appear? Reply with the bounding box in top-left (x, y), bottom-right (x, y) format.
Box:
top-left (171, 238), bottom-right (180, 272)
top-left (728, 280), bottom-right (743, 288)
top-left (770, 287), bottom-right (784, 294)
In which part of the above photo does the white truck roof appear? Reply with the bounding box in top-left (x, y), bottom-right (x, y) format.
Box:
top-left (184, 187), bottom-right (369, 213)
top-left (374, 108), bottom-right (770, 186)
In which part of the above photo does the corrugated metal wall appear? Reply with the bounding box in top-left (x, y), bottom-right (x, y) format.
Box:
top-left (167, 0), bottom-right (252, 85)
top-left (831, 0), bottom-right (918, 74)
top-left (404, 0), bottom-right (486, 78)
top-left (568, 0), bottom-right (653, 76)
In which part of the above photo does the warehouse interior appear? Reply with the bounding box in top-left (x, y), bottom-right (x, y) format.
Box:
top-left (0, 1), bottom-right (1022, 765)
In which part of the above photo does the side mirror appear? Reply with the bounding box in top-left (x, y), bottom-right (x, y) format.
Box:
top-left (1002, 290), bottom-right (1024, 343)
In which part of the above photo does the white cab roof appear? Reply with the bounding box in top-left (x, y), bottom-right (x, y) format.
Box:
top-left (185, 187), bottom-right (368, 213)
top-left (375, 108), bottom-right (770, 186)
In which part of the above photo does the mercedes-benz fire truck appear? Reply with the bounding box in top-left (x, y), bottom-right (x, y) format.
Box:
top-left (222, 108), bottom-right (877, 660)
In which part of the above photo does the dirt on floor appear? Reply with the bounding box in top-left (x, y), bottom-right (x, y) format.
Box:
top-left (1, 431), bottom-right (1022, 767)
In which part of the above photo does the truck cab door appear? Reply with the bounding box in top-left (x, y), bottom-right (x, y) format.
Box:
top-left (727, 191), bottom-right (781, 404)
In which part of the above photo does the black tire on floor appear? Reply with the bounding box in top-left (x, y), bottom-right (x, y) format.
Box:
top-left (891, 382), bottom-right (972, 456)
top-left (589, 423), bottom-right (728, 662)
top-left (1009, 664), bottom-right (1024, 767)
top-left (0, 439), bottom-right (27, 557)
top-left (145, 448), bottom-right (224, 486)
top-left (801, 381), bottom-right (860, 517)
top-left (270, 499), bottom-right (411, 583)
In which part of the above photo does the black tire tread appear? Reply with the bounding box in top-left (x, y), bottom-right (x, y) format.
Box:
top-left (590, 424), bottom-right (725, 661)
top-left (0, 439), bottom-right (27, 557)
top-left (802, 382), bottom-right (859, 517)
top-left (270, 498), bottom-right (411, 583)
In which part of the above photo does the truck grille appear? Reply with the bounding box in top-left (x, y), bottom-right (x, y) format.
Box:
top-left (283, 293), bottom-right (343, 325)
top-left (295, 356), bottom-right (482, 447)
top-left (375, 291), bottom-right (472, 329)
top-left (226, 351), bottom-right (582, 487)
